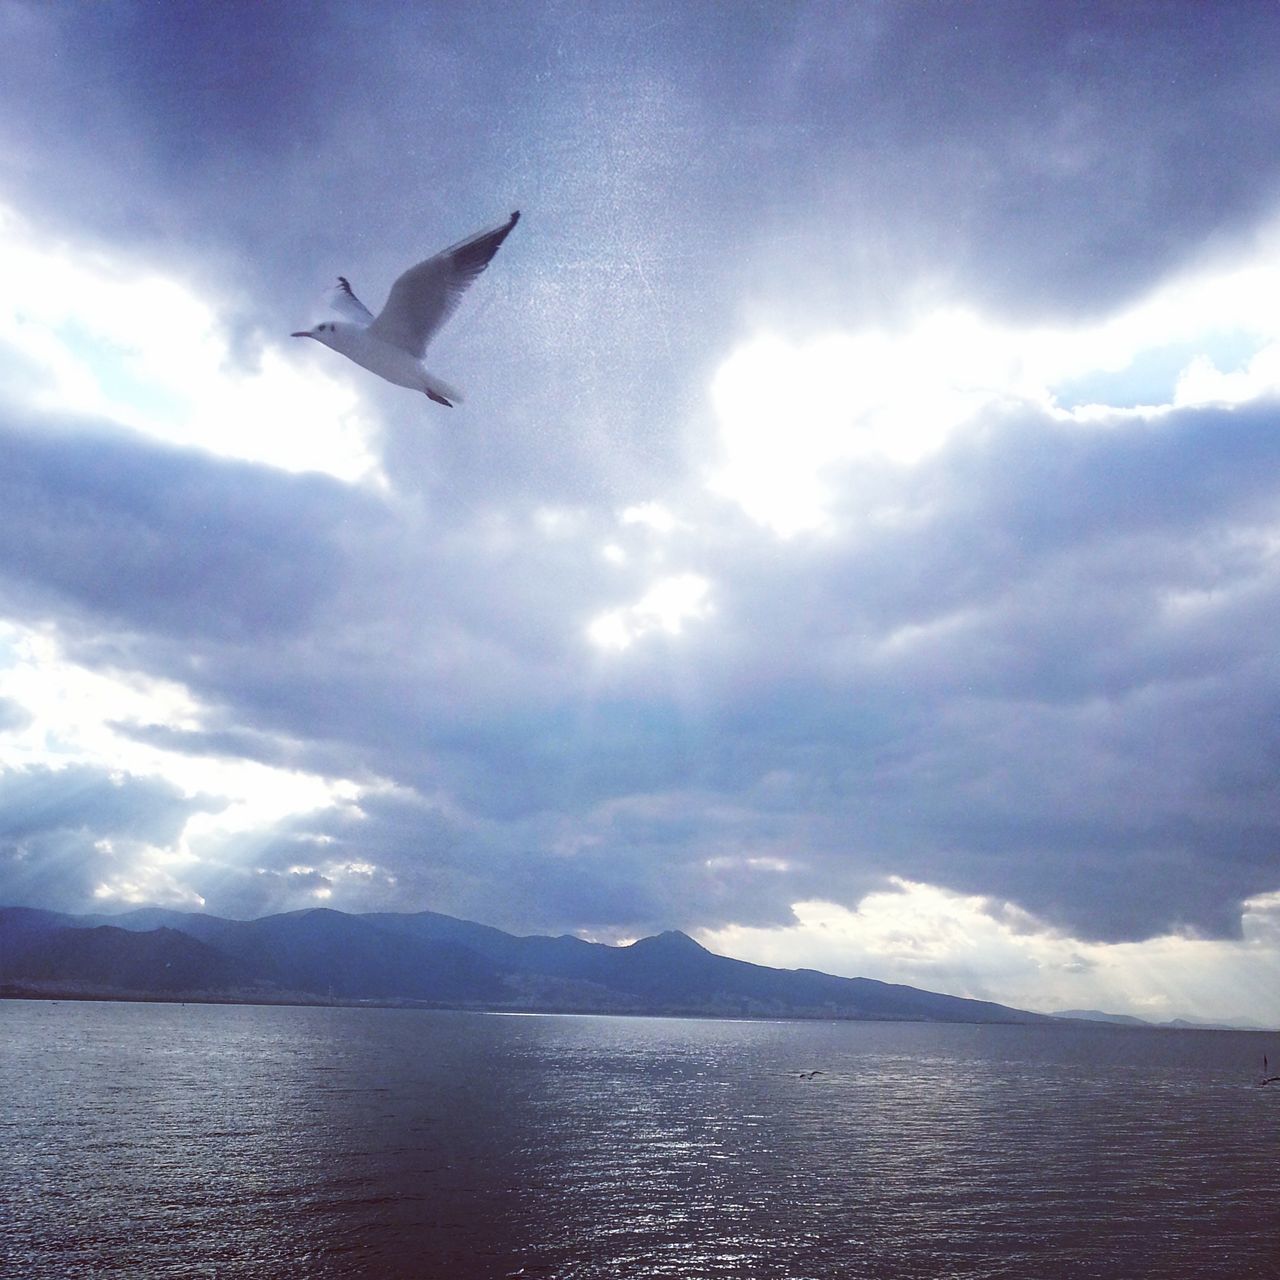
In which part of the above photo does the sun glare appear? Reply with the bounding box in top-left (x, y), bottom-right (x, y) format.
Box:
top-left (710, 225), bottom-right (1280, 536)
top-left (0, 201), bottom-right (382, 485)
top-left (708, 320), bottom-right (1025, 536)
top-left (588, 573), bottom-right (712, 651)
top-left (0, 619), bottom-right (376, 904)
top-left (700, 878), bottom-right (1280, 1023)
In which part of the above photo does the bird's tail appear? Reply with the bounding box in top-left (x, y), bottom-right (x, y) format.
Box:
top-left (424, 373), bottom-right (463, 407)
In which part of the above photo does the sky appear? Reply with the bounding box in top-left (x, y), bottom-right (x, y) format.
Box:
top-left (2, 0), bottom-right (1279, 1026)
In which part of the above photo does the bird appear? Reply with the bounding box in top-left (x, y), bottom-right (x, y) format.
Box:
top-left (291, 210), bottom-right (520, 406)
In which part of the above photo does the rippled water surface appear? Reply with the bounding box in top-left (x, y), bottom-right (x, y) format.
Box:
top-left (3, 1000), bottom-right (1277, 1278)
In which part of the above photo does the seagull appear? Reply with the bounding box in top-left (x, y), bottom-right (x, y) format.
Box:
top-left (291, 210), bottom-right (520, 406)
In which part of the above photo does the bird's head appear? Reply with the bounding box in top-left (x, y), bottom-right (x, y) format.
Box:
top-left (291, 320), bottom-right (342, 349)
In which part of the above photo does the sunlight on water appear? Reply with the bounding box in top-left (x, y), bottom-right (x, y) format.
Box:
top-left (2, 1002), bottom-right (1277, 1278)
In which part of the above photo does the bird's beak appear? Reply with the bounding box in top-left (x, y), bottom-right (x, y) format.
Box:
top-left (290, 331), bottom-right (313, 339)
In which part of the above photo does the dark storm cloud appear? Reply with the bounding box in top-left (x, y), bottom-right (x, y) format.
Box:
top-left (6, 1), bottom-right (1275, 524)
top-left (9, 2), bottom-right (1279, 324)
top-left (113, 722), bottom-right (355, 781)
top-left (644, 400), bottom-right (1280, 941)
top-left (9, 395), bottom-right (1275, 944)
top-left (0, 1), bottom-right (734, 504)
top-left (736, 2), bottom-right (1280, 325)
top-left (2, 1), bottom-right (1280, 953)
top-left (197, 787), bottom-right (671, 934)
top-left (0, 412), bottom-right (387, 642)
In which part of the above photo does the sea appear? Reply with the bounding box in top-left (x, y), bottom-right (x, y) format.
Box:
top-left (2, 1000), bottom-right (1277, 1279)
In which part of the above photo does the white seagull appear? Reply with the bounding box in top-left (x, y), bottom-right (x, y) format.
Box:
top-left (292, 210), bottom-right (520, 406)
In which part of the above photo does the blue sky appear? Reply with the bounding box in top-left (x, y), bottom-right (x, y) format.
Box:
top-left (2, 1), bottom-right (1279, 1024)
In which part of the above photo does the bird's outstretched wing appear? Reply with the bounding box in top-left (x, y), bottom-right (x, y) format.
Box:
top-left (368, 211), bottom-right (520, 358)
top-left (329, 276), bottom-right (375, 324)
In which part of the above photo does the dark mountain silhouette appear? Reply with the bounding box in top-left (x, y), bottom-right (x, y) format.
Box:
top-left (3, 918), bottom-right (249, 993)
top-left (209, 908), bottom-right (507, 1001)
top-left (0, 904), bottom-right (1050, 1023)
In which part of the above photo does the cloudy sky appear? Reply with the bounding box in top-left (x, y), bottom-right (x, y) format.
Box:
top-left (2, 1), bottom-right (1279, 1025)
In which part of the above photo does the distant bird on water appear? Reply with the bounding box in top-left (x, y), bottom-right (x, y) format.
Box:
top-left (292, 211), bottom-right (520, 406)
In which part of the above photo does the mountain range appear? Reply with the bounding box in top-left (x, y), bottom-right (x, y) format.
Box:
top-left (1050, 1007), bottom-right (1271, 1032)
top-left (1, 903), bottom-right (1055, 1024)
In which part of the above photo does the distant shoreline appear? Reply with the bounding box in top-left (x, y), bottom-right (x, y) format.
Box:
top-left (0, 984), bottom-right (1030, 1022)
top-left (4, 986), bottom-right (1273, 1032)
top-left (5, 906), bottom-right (1270, 1031)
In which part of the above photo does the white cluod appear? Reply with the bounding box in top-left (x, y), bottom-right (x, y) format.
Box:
top-left (291, 210), bottom-right (519, 406)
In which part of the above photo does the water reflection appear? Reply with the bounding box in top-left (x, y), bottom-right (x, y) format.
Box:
top-left (3, 1002), bottom-right (1276, 1278)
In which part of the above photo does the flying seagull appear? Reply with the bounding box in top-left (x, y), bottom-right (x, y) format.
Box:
top-left (292, 210), bottom-right (520, 406)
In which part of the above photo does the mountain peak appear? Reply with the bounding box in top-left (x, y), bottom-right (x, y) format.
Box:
top-left (0, 904), bottom-right (1050, 1023)
top-left (630, 930), bottom-right (708, 954)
